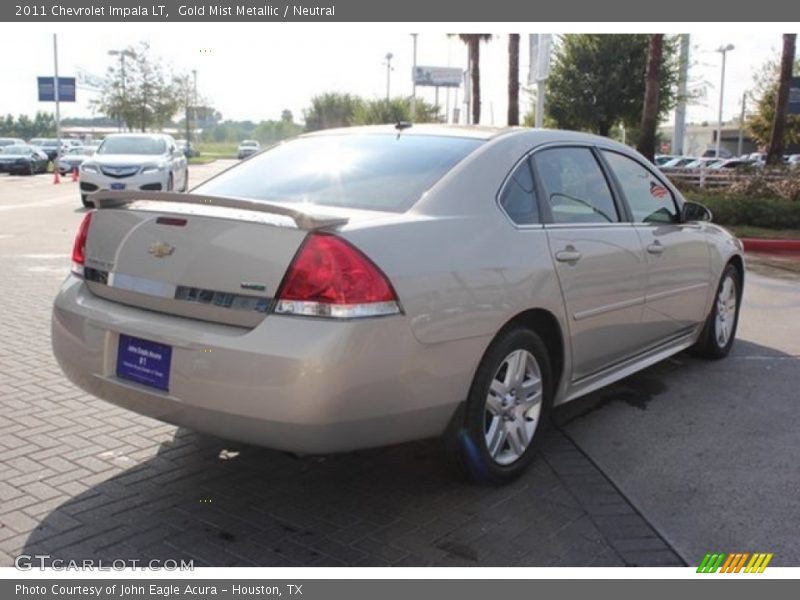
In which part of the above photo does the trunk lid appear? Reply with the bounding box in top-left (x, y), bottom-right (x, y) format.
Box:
top-left (83, 201), bottom-right (318, 328)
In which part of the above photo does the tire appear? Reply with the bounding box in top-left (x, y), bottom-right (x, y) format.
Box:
top-left (167, 173), bottom-right (174, 192)
top-left (182, 169), bottom-right (189, 192)
top-left (444, 327), bottom-right (553, 485)
top-left (690, 263), bottom-right (742, 359)
top-left (81, 195), bottom-right (92, 208)
top-left (28, 163), bottom-right (35, 176)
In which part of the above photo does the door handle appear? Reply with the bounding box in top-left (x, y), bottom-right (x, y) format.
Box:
top-left (555, 249), bottom-right (582, 263)
top-left (646, 242), bottom-right (664, 255)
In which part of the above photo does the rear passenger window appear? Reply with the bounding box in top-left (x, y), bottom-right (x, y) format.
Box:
top-left (534, 147), bottom-right (619, 224)
top-left (499, 158), bottom-right (539, 225)
top-left (602, 151), bottom-right (678, 224)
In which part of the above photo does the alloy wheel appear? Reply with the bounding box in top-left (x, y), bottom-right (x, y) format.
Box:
top-left (483, 349), bottom-right (543, 465)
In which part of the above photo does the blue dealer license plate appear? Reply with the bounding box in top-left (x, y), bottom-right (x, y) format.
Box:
top-left (110, 182), bottom-right (126, 190)
top-left (116, 334), bottom-right (172, 391)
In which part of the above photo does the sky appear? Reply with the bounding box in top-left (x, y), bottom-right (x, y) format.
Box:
top-left (0, 23), bottom-right (796, 127)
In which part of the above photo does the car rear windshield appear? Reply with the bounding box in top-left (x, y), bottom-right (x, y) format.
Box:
top-left (197, 133), bottom-right (484, 212)
top-left (98, 137), bottom-right (167, 155)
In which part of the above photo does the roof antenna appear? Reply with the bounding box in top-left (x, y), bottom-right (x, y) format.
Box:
top-left (395, 120), bottom-right (412, 140)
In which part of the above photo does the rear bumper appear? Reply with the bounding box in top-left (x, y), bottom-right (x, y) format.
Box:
top-left (52, 276), bottom-right (481, 453)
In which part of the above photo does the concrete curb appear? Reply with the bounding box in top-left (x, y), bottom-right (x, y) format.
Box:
top-left (741, 238), bottom-right (800, 254)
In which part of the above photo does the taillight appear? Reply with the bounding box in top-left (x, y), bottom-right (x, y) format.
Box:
top-left (275, 233), bottom-right (400, 318)
top-left (71, 211), bottom-right (93, 276)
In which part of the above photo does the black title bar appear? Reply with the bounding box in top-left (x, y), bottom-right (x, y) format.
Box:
top-left (3, 0), bottom-right (800, 21)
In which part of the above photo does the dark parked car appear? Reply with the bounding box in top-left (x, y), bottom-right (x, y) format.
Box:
top-left (0, 137), bottom-right (26, 148)
top-left (0, 145), bottom-right (49, 175)
top-left (28, 138), bottom-right (65, 161)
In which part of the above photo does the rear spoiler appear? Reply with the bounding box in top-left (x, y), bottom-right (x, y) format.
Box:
top-left (88, 190), bottom-right (349, 230)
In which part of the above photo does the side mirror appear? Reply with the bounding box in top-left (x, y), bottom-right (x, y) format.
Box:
top-left (681, 201), bottom-right (713, 223)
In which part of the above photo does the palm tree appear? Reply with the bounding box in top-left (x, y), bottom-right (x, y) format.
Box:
top-left (508, 34), bottom-right (520, 126)
top-left (766, 34), bottom-right (797, 165)
top-left (637, 34), bottom-right (664, 162)
top-left (453, 34), bottom-right (492, 124)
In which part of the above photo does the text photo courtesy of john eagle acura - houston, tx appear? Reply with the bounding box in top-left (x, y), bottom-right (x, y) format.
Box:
top-left (0, 5), bottom-right (799, 586)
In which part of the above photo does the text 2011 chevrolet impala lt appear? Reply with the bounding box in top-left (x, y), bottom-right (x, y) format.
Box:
top-left (52, 126), bottom-right (744, 483)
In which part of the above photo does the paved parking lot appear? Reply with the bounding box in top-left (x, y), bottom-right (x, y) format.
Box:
top-left (0, 165), bottom-right (797, 567)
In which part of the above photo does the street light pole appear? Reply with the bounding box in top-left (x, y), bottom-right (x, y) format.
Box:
top-left (738, 92), bottom-right (746, 156)
top-left (715, 43), bottom-right (735, 158)
top-left (384, 52), bottom-right (394, 100)
top-left (411, 34), bottom-right (418, 120)
top-left (53, 34), bottom-right (61, 175)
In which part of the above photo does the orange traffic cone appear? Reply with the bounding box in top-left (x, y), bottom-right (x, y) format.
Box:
top-left (52, 169), bottom-right (60, 184)
top-left (71, 166), bottom-right (79, 182)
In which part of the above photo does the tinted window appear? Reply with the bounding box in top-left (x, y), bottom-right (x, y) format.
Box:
top-left (534, 147), bottom-right (618, 223)
top-left (197, 134), bottom-right (484, 212)
top-left (499, 158), bottom-right (539, 225)
top-left (98, 136), bottom-right (167, 155)
top-left (602, 151), bottom-right (678, 224)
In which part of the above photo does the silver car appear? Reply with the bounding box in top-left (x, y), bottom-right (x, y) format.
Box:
top-left (52, 126), bottom-right (744, 484)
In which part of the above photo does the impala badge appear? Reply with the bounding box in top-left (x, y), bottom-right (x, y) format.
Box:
top-left (148, 242), bottom-right (175, 258)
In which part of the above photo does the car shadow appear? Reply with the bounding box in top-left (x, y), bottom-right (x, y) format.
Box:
top-left (22, 341), bottom-right (780, 567)
top-left (20, 425), bottom-right (582, 567)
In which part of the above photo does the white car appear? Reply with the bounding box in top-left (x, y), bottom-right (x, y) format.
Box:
top-left (80, 134), bottom-right (189, 207)
top-left (237, 140), bottom-right (260, 159)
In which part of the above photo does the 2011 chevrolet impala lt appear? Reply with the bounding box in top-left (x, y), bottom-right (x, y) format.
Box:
top-left (52, 126), bottom-right (744, 484)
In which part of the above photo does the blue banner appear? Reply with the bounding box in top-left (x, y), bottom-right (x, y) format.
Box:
top-left (37, 76), bottom-right (76, 102)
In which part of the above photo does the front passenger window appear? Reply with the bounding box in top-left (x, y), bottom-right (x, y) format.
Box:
top-left (602, 151), bottom-right (679, 224)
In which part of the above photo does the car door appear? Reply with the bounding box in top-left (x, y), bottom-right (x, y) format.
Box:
top-left (533, 146), bottom-right (649, 381)
top-left (600, 150), bottom-right (711, 346)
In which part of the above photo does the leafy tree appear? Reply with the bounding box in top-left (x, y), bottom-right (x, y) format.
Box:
top-left (303, 93), bottom-right (364, 132)
top-left (94, 43), bottom-right (181, 132)
top-left (546, 34), bottom-right (679, 136)
top-left (251, 116), bottom-right (303, 144)
top-left (746, 55), bottom-right (800, 149)
top-left (766, 34), bottom-right (797, 164)
top-left (0, 112), bottom-right (55, 139)
top-left (353, 97), bottom-right (440, 125)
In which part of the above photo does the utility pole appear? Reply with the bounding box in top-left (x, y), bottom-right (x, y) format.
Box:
top-left (673, 34), bottom-right (690, 155)
top-left (715, 43), bottom-right (735, 158)
top-left (738, 92), bottom-right (746, 156)
top-left (411, 34), bottom-right (418, 120)
top-left (53, 34), bottom-right (61, 174)
top-left (188, 69), bottom-right (197, 149)
top-left (384, 52), bottom-right (394, 100)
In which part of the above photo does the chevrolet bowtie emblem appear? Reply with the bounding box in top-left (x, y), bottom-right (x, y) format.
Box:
top-left (148, 242), bottom-right (175, 258)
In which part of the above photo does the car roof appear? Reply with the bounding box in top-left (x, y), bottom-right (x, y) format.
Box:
top-left (304, 124), bottom-right (511, 140)
top-left (104, 133), bottom-right (171, 139)
top-left (300, 125), bottom-right (645, 153)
